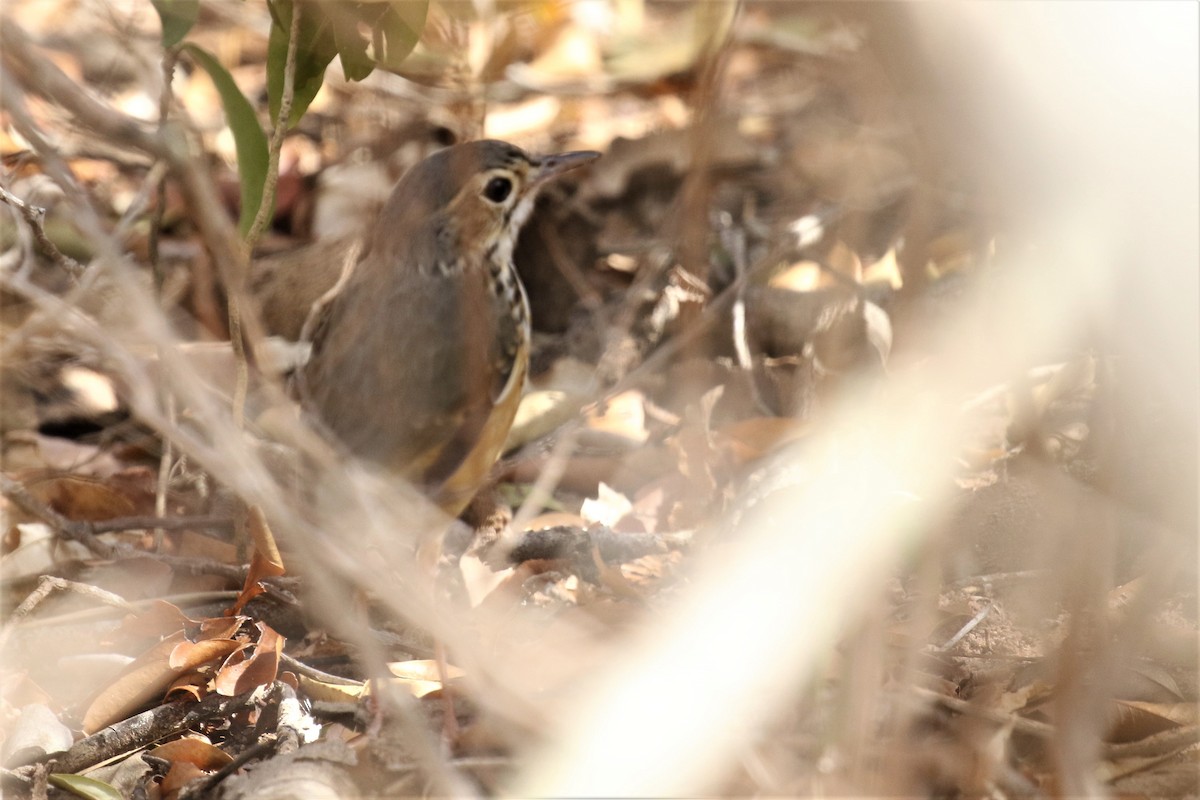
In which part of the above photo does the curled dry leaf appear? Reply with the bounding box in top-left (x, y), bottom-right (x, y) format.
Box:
top-left (165, 671), bottom-right (208, 702)
top-left (214, 622), bottom-right (284, 696)
top-left (148, 736), bottom-right (234, 771)
top-left (82, 615), bottom-right (252, 732)
top-left (160, 760), bottom-right (208, 800)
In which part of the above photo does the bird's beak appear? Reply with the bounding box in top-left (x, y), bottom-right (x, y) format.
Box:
top-left (532, 150), bottom-right (601, 185)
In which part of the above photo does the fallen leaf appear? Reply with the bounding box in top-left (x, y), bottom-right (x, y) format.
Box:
top-left (214, 622), bottom-right (283, 696)
top-left (47, 774), bottom-right (123, 800)
top-left (148, 737), bottom-right (234, 770)
top-left (82, 631), bottom-right (188, 734)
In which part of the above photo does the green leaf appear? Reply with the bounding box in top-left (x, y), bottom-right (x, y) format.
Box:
top-left (267, 0), bottom-right (339, 127)
top-left (265, 0), bottom-right (427, 128)
top-left (181, 44), bottom-right (271, 236)
top-left (375, 1), bottom-right (427, 71)
top-left (48, 774), bottom-right (123, 800)
top-left (338, 1), bottom-right (427, 73)
top-left (151, 0), bottom-right (199, 48)
top-left (329, 4), bottom-right (375, 82)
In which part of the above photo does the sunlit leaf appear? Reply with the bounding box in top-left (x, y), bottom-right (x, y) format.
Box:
top-left (375, 1), bottom-right (427, 71)
top-left (49, 774), bottom-right (123, 800)
top-left (329, 4), bottom-right (374, 81)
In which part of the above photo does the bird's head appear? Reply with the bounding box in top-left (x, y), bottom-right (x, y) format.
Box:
top-left (372, 139), bottom-right (599, 273)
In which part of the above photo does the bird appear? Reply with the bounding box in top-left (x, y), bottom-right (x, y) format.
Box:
top-left (300, 140), bottom-right (599, 515)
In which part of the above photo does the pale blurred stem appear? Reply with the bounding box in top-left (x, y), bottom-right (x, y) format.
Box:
top-left (244, 1), bottom-right (301, 251)
top-left (154, 393), bottom-right (177, 550)
top-left (227, 286), bottom-right (251, 428)
top-left (676, 0), bottom-right (739, 290)
top-left (153, 50), bottom-right (181, 538)
top-left (149, 48), bottom-right (180, 289)
top-left (227, 2), bottom-right (300, 428)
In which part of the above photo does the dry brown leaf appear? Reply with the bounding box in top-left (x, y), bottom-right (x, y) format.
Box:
top-left (148, 737), bottom-right (234, 770)
top-left (522, 512), bottom-right (588, 532)
top-left (864, 247), bottom-right (903, 290)
top-left (82, 630), bottom-right (188, 734)
top-left (195, 616), bottom-right (245, 642)
top-left (173, 530), bottom-right (238, 563)
top-left (160, 760), bottom-right (207, 800)
top-left (105, 600), bottom-right (192, 649)
top-left (213, 622), bottom-right (283, 696)
top-left (22, 474), bottom-right (138, 522)
top-left (768, 260), bottom-right (825, 293)
top-left (164, 671), bottom-right (208, 702)
top-left (168, 638), bottom-right (244, 671)
top-left (924, 228), bottom-right (977, 278)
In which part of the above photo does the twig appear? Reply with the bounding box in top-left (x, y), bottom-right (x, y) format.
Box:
top-left (279, 653), bottom-right (363, 686)
top-left (935, 601), bottom-right (994, 651)
top-left (89, 514), bottom-right (236, 534)
top-left (149, 48), bottom-right (180, 288)
top-left (0, 576), bottom-right (137, 651)
top-left (30, 689), bottom-right (260, 776)
top-left (909, 685), bottom-right (1055, 741)
top-left (154, 393), bottom-right (177, 549)
top-left (244, 1), bottom-right (301, 250)
top-left (8, 576), bottom-right (137, 624)
top-left (227, 1), bottom-right (301, 431)
top-left (0, 473), bottom-right (245, 580)
top-left (0, 183), bottom-right (85, 278)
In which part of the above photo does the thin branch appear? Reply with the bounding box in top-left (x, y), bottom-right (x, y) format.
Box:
top-left (244, 1), bottom-right (302, 250)
top-left (1, 576), bottom-right (137, 650)
top-left (89, 514), bottom-right (236, 534)
top-left (35, 689), bottom-right (259, 776)
top-left (227, 0), bottom-right (302, 428)
top-left (0, 183), bottom-right (85, 278)
top-left (0, 473), bottom-right (245, 581)
top-left (148, 48), bottom-right (180, 288)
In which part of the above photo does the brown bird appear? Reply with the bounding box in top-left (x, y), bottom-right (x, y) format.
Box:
top-left (301, 140), bottom-right (599, 514)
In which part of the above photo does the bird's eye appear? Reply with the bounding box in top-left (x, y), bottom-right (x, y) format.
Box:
top-left (483, 176), bottom-right (512, 203)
